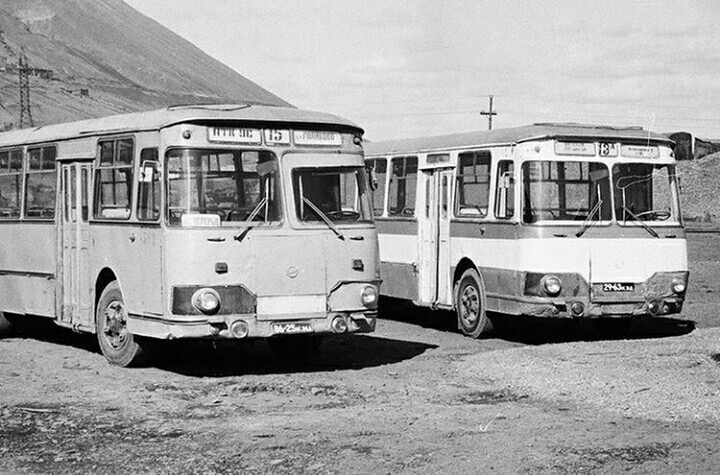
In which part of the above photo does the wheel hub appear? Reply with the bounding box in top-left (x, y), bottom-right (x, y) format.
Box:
top-left (103, 300), bottom-right (128, 349)
top-left (460, 286), bottom-right (479, 326)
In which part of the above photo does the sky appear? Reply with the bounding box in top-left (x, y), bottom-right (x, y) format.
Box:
top-left (124, 0), bottom-right (720, 141)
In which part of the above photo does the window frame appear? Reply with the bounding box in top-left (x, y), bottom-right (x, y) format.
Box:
top-left (0, 148), bottom-right (25, 220)
top-left (494, 159), bottom-right (515, 220)
top-left (366, 157), bottom-right (388, 217)
top-left (454, 150), bottom-right (492, 219)
top-left (164, 147), bottom-right (283, 227)
top-left (137, 148), bottom-right (161, 222)
top-left (387, 155), bottom-right (418, 218)
top-left (24, 145), bottom-right (58, 220)
top-left (93, 137), bottom-right (135, 221)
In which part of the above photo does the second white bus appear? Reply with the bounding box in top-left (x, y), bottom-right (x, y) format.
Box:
top-left (365, 123), bottom-right (688, 337)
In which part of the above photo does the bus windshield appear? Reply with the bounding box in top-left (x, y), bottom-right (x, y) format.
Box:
top-left (293, 166), bottom-right (373, 223)
top-left (166, 148), bottom-right (281, 226)
top-left (612, 163), bottom-right (679, 224)
top-left (522, 161), bottom-right (612, 223)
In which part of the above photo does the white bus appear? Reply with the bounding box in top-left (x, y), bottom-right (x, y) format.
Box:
top-left (365, 123), bottom-right (688, 337)
top-left (0, 104), bottom-right (380, 366)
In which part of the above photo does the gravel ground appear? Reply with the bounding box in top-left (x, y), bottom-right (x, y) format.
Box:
top-left (462, 327), bottom-right (720, 424)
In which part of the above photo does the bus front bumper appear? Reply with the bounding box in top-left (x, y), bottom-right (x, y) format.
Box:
top-left (509, 297), bottom-right (685, 319)
top-left (127, 311), bottom-right (377, 340)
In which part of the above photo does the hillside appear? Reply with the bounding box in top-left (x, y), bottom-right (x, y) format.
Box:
top-left (0, 0), bottom-right (291, 130)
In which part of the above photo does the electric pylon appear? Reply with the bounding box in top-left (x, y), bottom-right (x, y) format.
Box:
top-left (18, 50), bottom-right (33, 128)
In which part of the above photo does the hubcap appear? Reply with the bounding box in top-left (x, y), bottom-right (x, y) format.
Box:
top-left (460, 284), bottom-right (479, 328)
top-left (103, 300), bottom-right (128, 350)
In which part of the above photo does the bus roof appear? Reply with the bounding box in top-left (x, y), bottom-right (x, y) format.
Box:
top-left (0, 104), bottom-right (363, 147)
top-left (364, 123), bottom-right (674, 156)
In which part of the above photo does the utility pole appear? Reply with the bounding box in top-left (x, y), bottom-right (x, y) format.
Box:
top-left (480, 95), bottom-right (497, 130)
top-left (18, 50), bottom-right (34, 128)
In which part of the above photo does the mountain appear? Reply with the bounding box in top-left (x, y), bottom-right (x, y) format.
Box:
top-left (0, 0), bottom-right (291, 130)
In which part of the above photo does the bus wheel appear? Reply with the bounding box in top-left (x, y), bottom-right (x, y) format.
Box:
top-left (96, 281), bottom-right (148, 367)
top-left (267, 335), bottom-right (323, 360)
top-left (456, 268), bottom-right (493, 338)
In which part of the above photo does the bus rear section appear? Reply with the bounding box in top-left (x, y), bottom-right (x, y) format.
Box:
top-left (365, 124), bottom-right (688, 338)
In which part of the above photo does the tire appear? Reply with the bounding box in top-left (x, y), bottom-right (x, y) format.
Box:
top-left (268, 335), bottom-right (323, 360)
top-left (96, 281), bottom-right (148, 367)
top-left (456, 268), bottom-right (494, 338)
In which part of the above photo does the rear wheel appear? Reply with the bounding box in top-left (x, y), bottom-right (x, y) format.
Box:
top-left (96, 281), bottom-right (148, 367)
top-left (456, 268), bottom-right (494, 338)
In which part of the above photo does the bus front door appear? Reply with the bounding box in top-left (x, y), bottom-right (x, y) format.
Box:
top-left (59, 163), bottom-right (93, 329)
top-left (418, 168), bottom-right (453, 307)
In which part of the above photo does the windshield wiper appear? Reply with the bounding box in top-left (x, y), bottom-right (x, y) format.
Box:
top-left (621, 205), bottom-right (659, 238)
top-left (233, 197), bottom-right (267, 242)
top-left (575, 199), bottom-right (603, 238)
top-left (302, 197), bottom-right (345, 240)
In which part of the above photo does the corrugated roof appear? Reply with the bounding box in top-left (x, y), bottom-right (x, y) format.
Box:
top-left (0, 104), bottom-right (363, 147)
top-left (365, 123), bottom-right (674, 156)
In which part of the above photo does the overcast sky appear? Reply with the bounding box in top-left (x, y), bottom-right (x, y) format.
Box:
top-left (124, 0), bottom-right (720, 141)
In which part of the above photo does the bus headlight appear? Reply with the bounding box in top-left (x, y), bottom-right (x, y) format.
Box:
top-left (671, 277), bottom-right (687, 294)
top-left (542, 275), bottom-right (562, 296)
top-left (192, 288), bottom-right (221, 315)
top-left (360, 285), bottom-right (378, 307)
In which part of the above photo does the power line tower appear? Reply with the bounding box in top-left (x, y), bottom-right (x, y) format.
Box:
top-left (480, 95), bottom-right (497, 130)
top-left (18, 50), bottom-right (34, 128)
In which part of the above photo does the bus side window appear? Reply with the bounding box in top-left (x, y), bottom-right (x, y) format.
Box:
top-left (367, 158), bottom-right (387, 216)
top-left (137, 148), bottom-right (160, 221)
top-left (388, 156), bottom-right (417, 217)
top-left (0, 149), bottom-right (23, 219)
top-left (94, 138), bottom-right (134, 220)
top-left (456, 150), bottom-right (491, 218)
top-left (25, 146), bottom-right (57, 219)
top-left (495, 160), bottom-right (515, 219)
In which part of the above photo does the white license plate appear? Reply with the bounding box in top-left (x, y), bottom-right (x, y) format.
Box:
top-left (602, 283), bottom-right (635, 292)
top-left (271, 322), bottom-right (313, 335)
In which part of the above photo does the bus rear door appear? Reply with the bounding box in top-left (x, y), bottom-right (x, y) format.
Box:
top-left (59, 162), bottom-right (93, 329)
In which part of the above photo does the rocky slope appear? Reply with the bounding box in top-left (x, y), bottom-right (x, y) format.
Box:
top-left (0, 0), bottom-right (290, 130)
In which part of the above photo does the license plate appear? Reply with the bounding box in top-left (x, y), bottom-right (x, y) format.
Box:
top-left (602, 283), bottom-right (635, 292)
top-left (271, 322), bottom-right (313, 335)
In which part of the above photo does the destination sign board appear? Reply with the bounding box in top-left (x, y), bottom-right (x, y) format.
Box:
top-left (554, 142), bottom-right (596, 156)
top-left (621, 145), bottom-right (659, 158)
top-left (208, 127), bottom-right (261, 144)
top-left (293, 130), bottom-right (342, 146)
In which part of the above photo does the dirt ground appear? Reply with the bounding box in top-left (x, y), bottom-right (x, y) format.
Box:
top-left (1, 233), bottom-right (719, 474)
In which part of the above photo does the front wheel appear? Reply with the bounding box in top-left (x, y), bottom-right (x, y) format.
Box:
top-left (456, 268), bottom-right (494, 338)
top-left (96, 281), bottom-right (148, 367)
